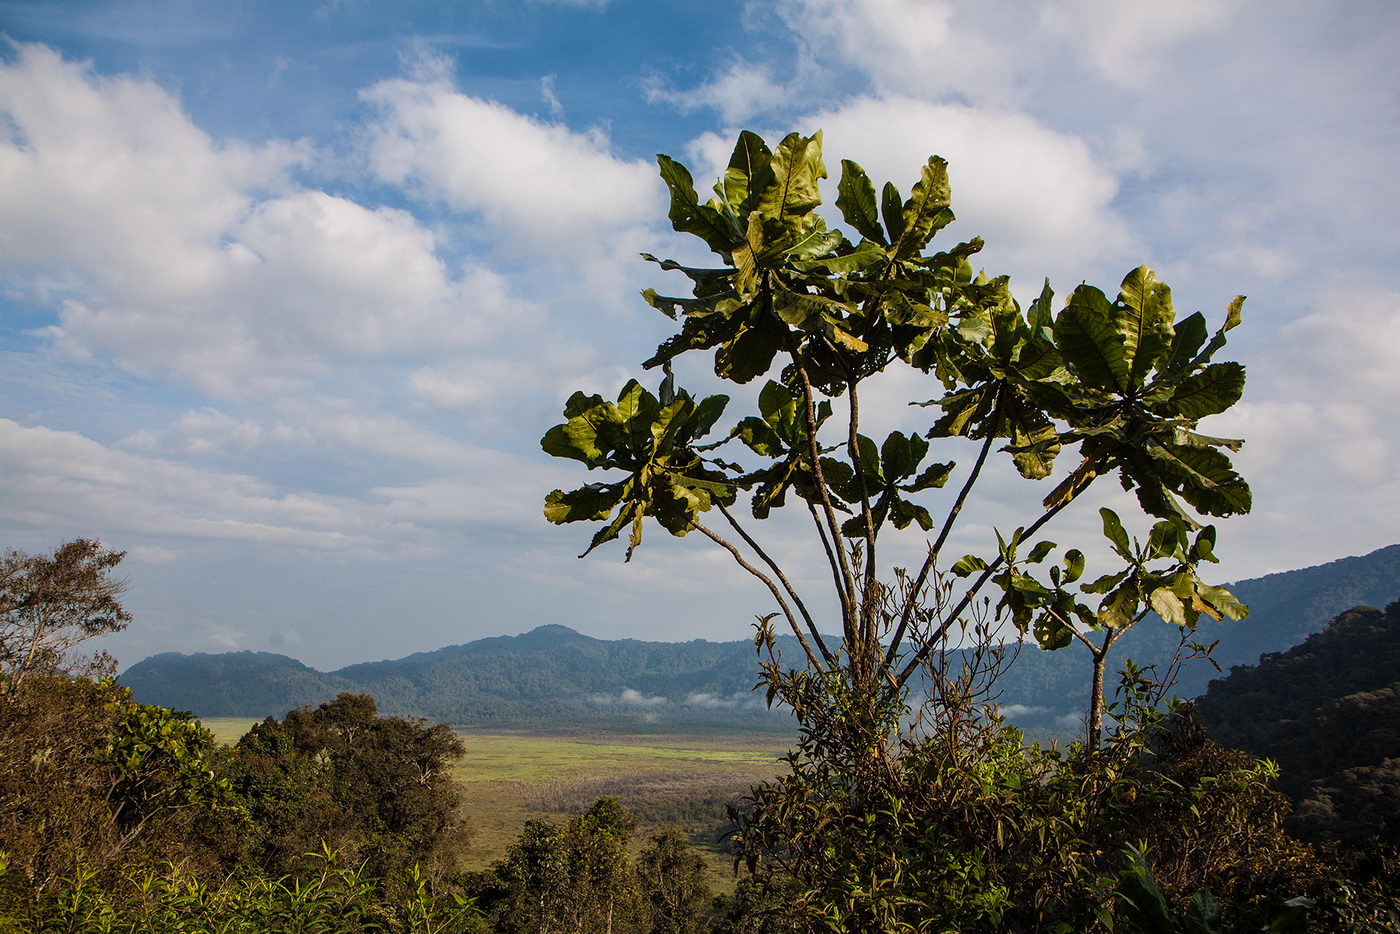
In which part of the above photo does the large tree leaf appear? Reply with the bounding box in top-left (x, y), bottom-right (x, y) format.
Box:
top-left (758, 132), bottom-right (826, 232)
top-left (891, 156), bottom-right (954, 261)
top-left (656, 155), bottom-right (740, 252)
top-left (1054, 286), bottom-right (1129, 392)
top-left (1155, 362), bottom-right (1245, 419)
top-left (1114, 266), bottom-right (1175, 388)
top-left (720, 130), bottom-right (776, 217)
top-left (835, 159), bottom-right (886, 245)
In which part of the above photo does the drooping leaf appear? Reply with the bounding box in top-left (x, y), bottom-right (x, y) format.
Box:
top-left (835, 159), bottom-right (886, 245)
top-left (1100, 507), bottom-right (1132, 557)
top-left (656, 154), bottom-right (740, 252)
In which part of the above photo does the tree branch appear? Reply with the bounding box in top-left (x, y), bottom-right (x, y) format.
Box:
top-left (716, 500), bottom-right (835, 666)
top-left (885, 386), bottom-right (1004, 667)
top-left (689, 519), bottom-right (827, 673)
top-left (893, 494), bottom-right (1075, 692)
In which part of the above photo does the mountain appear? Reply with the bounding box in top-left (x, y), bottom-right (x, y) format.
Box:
top-left (122, 544), bottom-right (1400, 731)
top-left (991, 543), bottom-right (1400, 723)
top-left (122, 624), bottom-right (796, 731)
top-left (1195, 600), bottom-right (1400, 845)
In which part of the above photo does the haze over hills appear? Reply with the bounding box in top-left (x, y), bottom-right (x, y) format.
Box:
top-left (122, 544), bottom-right (1400, 730)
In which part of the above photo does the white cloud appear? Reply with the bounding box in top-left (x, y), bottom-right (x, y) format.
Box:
top-left (646, 61), bottom-right (796, 126)
top-left (795, 96), bottom-right (1136, 291)
top-left (1037, 0), bottom-right (1235, 88)
top-left (0, 43), bottom-right (529, 397)
top-left (0, 418), bottom-right (405, 553)
top-left (360, 51), bottom-right (658, 242)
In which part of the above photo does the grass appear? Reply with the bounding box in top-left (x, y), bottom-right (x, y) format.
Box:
top-left (197, 717), bottom-right (791, 889)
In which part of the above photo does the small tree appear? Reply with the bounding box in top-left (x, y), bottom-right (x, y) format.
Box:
top-left (637, 828), bottom-right (712, 934)
top-left (542, 130), bottom-right (1261, 927)
top-left (0, 539), bottom-right (130, 688)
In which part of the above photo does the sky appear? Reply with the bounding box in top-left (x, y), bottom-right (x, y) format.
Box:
top-left (1, 0), bottom-right (1398, 670)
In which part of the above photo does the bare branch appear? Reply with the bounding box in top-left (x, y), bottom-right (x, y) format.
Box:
top-left (689, 519), bottom-right (827, 673)
top-left (716, 500), bottom-right (835, 666)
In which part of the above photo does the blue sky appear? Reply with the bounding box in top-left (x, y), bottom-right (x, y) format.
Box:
top-left (1, 0), bottom-right (1398, 669)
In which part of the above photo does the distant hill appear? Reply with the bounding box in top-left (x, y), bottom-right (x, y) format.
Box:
top-left (123, 623), bottom-right (797, 731)
top-left (1196, 600), bottom-right (1400, 845)
top-left (122, 544), bottom-right (1400, 731)
top-left (990, 543), bottom-right (1400, 724)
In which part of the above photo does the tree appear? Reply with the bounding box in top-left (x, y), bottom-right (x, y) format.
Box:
top-left (637, 829), bottom-right (711, 934)
top-left (541, 130), bottom-right (1258, 927)
top-left (225, 693), bottom-right (471, 878)
top-left (491, 798), bottom-right (643, 934)
top-left (0, 539), bottom-right (130, 688)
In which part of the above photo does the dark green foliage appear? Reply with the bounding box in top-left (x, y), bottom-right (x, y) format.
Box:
top-left (224, 692), bottom-right (471, 879)
top-left (0, 675), bottom-right (242, 892)
top-left (638, 829), bottom-right (712, 934)
top-left (485, 797), bottom-right (646, 934)
top-left (1196, 601), bottom-right (1400, 846)
top-left (0, 848), bottom-right (485, 933)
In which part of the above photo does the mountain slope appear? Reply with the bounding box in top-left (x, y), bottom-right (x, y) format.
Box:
top-left (1195, 600), bottom-right (1400, 845)
top-left (122, 544), bottom-right (1400, 730)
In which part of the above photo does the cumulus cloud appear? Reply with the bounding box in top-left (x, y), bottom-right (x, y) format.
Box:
top-left (646, 61), bottom-right (797, 126)
top-left (360, 51), bottom-right (658, 242)
top-left (795, 96), bottom-right (1136, 292)
top-left (0, 43), bottom-right (528, 397)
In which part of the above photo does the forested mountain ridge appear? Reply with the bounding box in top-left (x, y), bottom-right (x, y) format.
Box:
top-left (1196, 599), bottom-right (1400, 845)
top-left (122, 544), bottom-right (1400, 727)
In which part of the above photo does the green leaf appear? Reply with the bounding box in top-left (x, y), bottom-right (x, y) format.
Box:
top-left (1149, 586), bottom-right (1187, 626)
top-left (1100, 507), bottom-right (1132, 556)
top-left (880, 181), bottom-right (906, 244)
top-left (892, 156), bottom-right (954, 260)
top-left (1033, 613), bottom-right (1073, 650)
top-left (544, 483), bottom-right (625, 525)
top-left (1098, 582), bottom-right (1140, 629)
top-left (835, 159), bottom-right (886, 245)
top-left (715, 313), bottom-right (786, 384)
top-left (880, 431), bottom-right (927, 482)
top-left (720, 130), bottom-right (775, 217)
top-left (1062, 549), bottom-right (1086, 584)
top-left (1157, 362), bottom-right (1245, 420)
top-left (905, 460), bottom-right (954, 493)
top-left (1115, 265), bottom-right (1175, 387)
top-left (1054, 286), bottom-right (1129, 392)
top-left (758, 131), bottom-right (826, 229)
top-left (951, 554), bottom-right (988, 577)
top-left (1026, 540), bottom-right (1056, 564)
top-left (656, 154), bottom-right (739, 252)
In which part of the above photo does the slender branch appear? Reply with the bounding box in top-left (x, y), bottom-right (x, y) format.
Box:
top-left (808, 500), bottom-right (850, 617)
top-left (893, 494), bottom-right (1075, 692)
top-left (689, 519), bottom-right (826, 673)
top-left (885, 387), bottom-right (1005, 667)
top-left (716, 500), bottom-right (835, 666)
top-left (787, 334), bottom-right (859, 636)
top-left (837, 355), bottom-right (881, 663)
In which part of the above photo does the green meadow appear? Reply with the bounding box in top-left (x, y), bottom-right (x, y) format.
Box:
top-left (198, 718), bottom-right (791, 880)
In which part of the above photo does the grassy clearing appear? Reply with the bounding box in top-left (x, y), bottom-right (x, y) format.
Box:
top-left (452, 731), bottom-right (791, 885)
top-left (199, 717), bottom-right (262, 745)
top-left (199, 718), bottom-right (791, 888)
